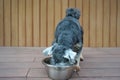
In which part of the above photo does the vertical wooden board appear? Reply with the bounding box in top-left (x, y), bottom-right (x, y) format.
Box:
top-left (68, 0), bottom-right (76, 8)
top-left (4, 0), bottom-right (11, 46)
top-left (117, 0), bottom-right (120, 47)
top-left (76, 0), bottom-right (83, 25)
top-left (0, 0), bottom-right (3, 46)
top-left (47, 0), bottom-right (54, 46)
top-left (82, 0), bottom-right (89, 47)
top-left (103, 0), bottom-right (110, 47)
top-left (55, 0), bottom-right (61, 27)
top-left (89, 0), bottom-right (96, 47)
top-left (110, 0), bottom-right (117, 47)
top-left (26, 0), bottom-right (32, 46)
top-left (96, 0), bottom-right (103, 47)
top-left (62, 0), bottom-right (68, 18)
top-left (39, 0), bottom-right (41, 46)
top-left (33, 0), bottom-right (40, 47)
top-left (40, 0), bottom-right (47, 47)
top-left (11, 0), bottom-right (18, 46)
top-left (19, 0), bottom-right (26, 46)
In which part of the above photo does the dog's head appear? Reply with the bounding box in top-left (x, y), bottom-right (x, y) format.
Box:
top-left (43, 43), bottom-right (77, 64)
top-left (66, 8), bottom-right (80, 19)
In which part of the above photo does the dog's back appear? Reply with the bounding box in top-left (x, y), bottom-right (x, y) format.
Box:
top-left (54, 16), bottom-right (83, 49)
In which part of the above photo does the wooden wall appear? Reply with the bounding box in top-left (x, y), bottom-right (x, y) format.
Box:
top-left (0, 0), bottom-right (120, 47)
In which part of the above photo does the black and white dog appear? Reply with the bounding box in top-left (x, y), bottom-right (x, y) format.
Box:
top-left (43, 8), bottom-right (84, 71)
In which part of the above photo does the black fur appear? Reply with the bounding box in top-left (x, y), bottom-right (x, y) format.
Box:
top-left (51, 8), bottom-right (83, 65)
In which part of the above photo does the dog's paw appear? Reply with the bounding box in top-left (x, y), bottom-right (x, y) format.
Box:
top-left (74, 66), bottom-right (80, 72)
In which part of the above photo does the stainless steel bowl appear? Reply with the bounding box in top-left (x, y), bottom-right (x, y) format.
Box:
top-left (42, 57), bottom-right (77, 80)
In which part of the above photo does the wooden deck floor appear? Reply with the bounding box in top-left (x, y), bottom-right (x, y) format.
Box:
top-left (0, 47), bottom-right (120, 80)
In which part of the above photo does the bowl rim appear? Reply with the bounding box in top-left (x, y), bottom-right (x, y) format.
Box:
top-left (42, 57), bottom-right (77, 68)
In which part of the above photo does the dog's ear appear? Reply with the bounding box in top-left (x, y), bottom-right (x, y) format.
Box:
top-left (43, 46), bottom-right (53, 56)
top-left (63, 49), bottom-right (77, 64)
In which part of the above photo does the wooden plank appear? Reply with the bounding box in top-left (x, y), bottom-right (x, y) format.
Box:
top-left (61, 0), bottom-right (68, 18)
top-left (11, 0), bottom-right (18, 46)
top-left (26, 0), bottom-right (32, 47)
top-left (83, 0), bottom-right (89, 47)
top-left (33, 0), bottom-right (40, 47)
top-left (84, 54), bottom-right (120, 58)
top-left (103, 0), bottom-right (110, 47)
top-left (78, 69), bottom-right (120, 77)
top-left (83, 57), bottom-right (120, 63)
top-left (89, 0), bottom-right (96, 47)
top-left (110, 0), bottom-right (117, 47)
top-left (0, 62), bottom-right (43, 68)
top-left (68, 78), bottom-right (120, 80)
top-left (47, 0), bottom-right (54, 46)
top-left (81, 62), bottom-right (120, 68)
top-left (4, 0), bottom-right (11, 46)
top-left (0, 78), bottom-right (26, 80)
top-left (19, 0), bottom-right (26, 46)
top-left (0, 68), bottom-right (28, 77)
top-left (68, 0), bottom-right (76, 8)
top-left (27, 69), bottom-right (48, 77)
top-left (0, 0), bottom-right (4, 46)
top-left (55, 0), bottom-right (61, 27)
top-left (76, 0), bottom-right (83, 25)
top-left (0, 57), bottom-right (34, 62)
top-left (117, 0), bottom-right (120, 47)
top-left (40, 0), bottom-right (47, 47)
top-left (96, 0), bottom-right (103, 47)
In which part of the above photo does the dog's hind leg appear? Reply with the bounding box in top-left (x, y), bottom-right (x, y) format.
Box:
top-left (75, 52), bottom-right (81, 72)
top-left (80, 51), bottom-right (84, 61)
top-left (74, 43), bottom-right (84, 61)
top-left (74, 43), bottom-right (83, 72)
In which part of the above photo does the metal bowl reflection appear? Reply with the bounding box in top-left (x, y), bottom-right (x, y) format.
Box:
top-left (42, 57), bottom-right (77, 80)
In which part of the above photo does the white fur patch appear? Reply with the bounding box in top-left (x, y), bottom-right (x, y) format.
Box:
top-left (43, 46), bottom-right (53, 56)
top-left (64, 49), bottom-right (77, 64)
